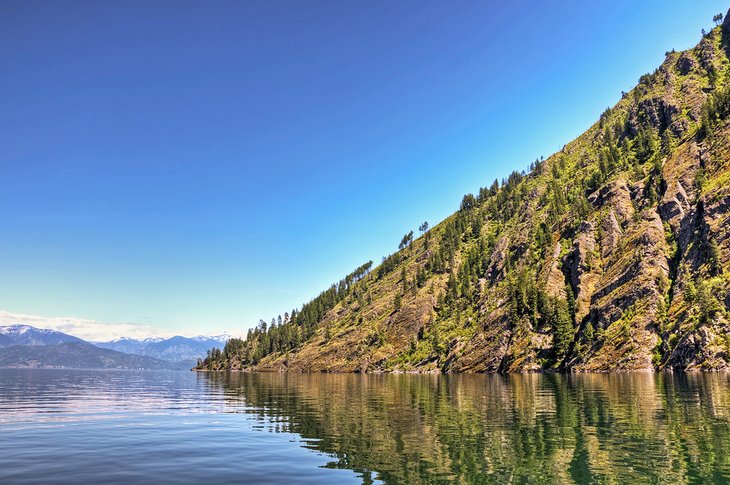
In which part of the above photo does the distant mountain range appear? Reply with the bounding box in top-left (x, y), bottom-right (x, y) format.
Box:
top-left (0, 324), bottom-right (230, 370)
top-left (0, 324), bottom-right (85, 346)
top-left (0, 341), bottom-right (186, 370)
top-left (95, 335), bottom-right (230, 362)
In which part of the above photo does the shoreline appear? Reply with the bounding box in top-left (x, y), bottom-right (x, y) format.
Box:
top-left (192, 367), bottom-right (730, 374)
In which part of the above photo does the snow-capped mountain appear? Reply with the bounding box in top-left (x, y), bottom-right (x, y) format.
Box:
top-left (190, 334), bottom-right (231, 343)
top-left (92, 336), bottom-right (166, 356)
top-left (95, 334), bottom-right (231, 362)
top-left (0, 323), bottom-right (232, 366)
top-left (0, 324), bottom-right (85, 347)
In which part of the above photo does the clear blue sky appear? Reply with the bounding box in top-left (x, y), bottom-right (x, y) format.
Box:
top-left (0, 0), bottom-right (724, 336)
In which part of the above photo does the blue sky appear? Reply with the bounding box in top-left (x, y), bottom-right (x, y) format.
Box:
top-left (0, 1), bottom-right (725, 338)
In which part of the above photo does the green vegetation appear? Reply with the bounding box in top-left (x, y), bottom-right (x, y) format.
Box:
top-left (200, 14), bottom-right (730, 373)
top-left (203, 260), bottom-right (373, 368)
top-left (207, 372), bottom-right (730, 484)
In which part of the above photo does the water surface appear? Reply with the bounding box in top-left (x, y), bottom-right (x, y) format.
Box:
top-left (0, 369), bottom-right (728, 484)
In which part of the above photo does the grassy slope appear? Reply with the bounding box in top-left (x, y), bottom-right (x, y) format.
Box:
top-left (206, 20), bottom-right (730, 373)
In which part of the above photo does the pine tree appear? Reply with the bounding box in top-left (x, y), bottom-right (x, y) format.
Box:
top-left (553, 293), bottom-right (574, 362)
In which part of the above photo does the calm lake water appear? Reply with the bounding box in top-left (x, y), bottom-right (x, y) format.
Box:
top-left (0, 370), bottom-right (728, 484)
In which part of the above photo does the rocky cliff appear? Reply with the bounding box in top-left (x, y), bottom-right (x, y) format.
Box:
top-left (201, 13), bottom-right (730, 373)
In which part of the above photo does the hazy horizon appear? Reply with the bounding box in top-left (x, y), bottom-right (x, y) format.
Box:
top-left (0, 310), bottom-right (236, 341)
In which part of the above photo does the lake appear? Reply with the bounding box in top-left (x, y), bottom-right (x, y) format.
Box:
top-left (0, 370), bottom-right (728, 484)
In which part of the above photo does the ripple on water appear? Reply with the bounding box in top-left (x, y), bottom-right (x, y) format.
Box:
top-left (1, 369), bottom-right (729, 484)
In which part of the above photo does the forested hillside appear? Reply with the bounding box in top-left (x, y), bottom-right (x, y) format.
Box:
top-left (200, 13), bottom-right (730, 373)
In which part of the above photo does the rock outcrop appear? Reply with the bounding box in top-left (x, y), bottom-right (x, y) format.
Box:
top-left (200, 12), bottom-right (730, 374)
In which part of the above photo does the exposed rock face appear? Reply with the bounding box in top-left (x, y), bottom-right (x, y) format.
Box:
top-left (545, 241), bottom-right (566, 297)
top-left (564, 222), bottom-right (600, 324)
top-left (659, 180), bottom-right (690, 223)
top-left (600, 210), bottom-right (622, 259)
top-left (589, 180), bottom-right (635, 226)
top-left (626, 96), bottom-right (684, 137)
top-left (487, 236), bottom-right (509, 280)
top-left (200, 14), bottom-right (730, 374)
top-left (676, 53), bottom-right (695, 75)
top-left (577, 211), bottom-right (670, 371)
top-left (697, 37), bottom-right (717, 73)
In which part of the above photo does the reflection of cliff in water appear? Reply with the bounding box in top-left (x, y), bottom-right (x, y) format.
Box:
top-left (201, 372), bottom-right (730, 484)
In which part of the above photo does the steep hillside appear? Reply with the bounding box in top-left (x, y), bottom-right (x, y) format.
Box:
top-left (201, 14), bottom-right (730, 373)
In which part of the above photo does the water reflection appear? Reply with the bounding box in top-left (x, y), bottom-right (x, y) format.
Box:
top-left (203, 372), bottom-right (730, 484)
top-left (0, 370), bottom-right (230, 426)
top-left (0, 369), bottom-right (364, 484)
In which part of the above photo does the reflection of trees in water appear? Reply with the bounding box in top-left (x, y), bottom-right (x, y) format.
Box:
top-left (202, 372), bottom-right (730, 484)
